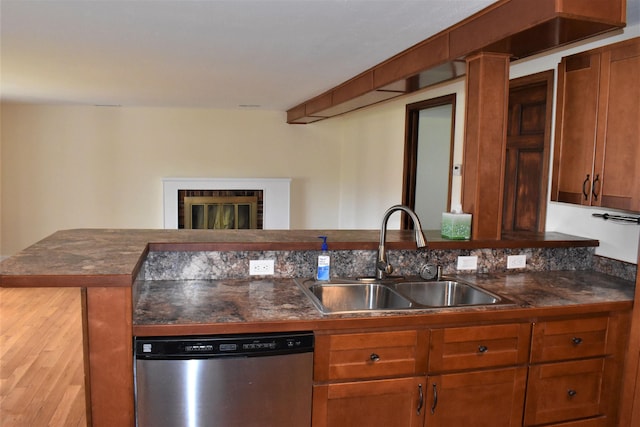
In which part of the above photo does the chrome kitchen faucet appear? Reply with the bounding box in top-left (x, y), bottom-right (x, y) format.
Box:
top-left (376, 205), bottom-right (428, 280)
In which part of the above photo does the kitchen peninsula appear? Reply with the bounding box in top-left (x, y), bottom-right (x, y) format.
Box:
top-left (0, 229), bottom-right (635, 426)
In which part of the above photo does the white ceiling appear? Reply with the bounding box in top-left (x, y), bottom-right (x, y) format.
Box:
top-left (1, 0), bottom-right (497, 110)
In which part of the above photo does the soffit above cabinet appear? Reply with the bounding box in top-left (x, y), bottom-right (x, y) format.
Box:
top-left (286, 0), bottom-right (627, 124)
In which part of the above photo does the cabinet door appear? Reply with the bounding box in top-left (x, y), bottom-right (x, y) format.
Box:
top-left (594, 39), bottom-right (640, 211)
top-left (312, 376), bottom-right (425, 427)
top-left (552, 51), bottom-right (601, 205)
top-left (426, 367), bottom-right (527, 427)
top-left (525, 358), bottom-right (606, 426)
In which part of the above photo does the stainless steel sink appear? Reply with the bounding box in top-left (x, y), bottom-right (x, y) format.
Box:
top-left (391, 280), bottom-right (501, 307)
top-left (306, 283), bottom-right (413, 314)
top-left (295, 277), bottom-right (509, 314)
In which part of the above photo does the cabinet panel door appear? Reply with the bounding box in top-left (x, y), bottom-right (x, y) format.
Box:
top-left (525, 358), bottom-right (606, 426)
top-left (426, 367), bottom-right (527, 427)
top-left (595, 39), bottom-right (640, 211)
top-left (312, 376), bottom-right (425, 427)
top-left (552, 52), bottom-right (600, 205)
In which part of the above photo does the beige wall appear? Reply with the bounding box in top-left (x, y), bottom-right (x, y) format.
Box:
top-left (2, 20), bottom-right (638, 263)
top-left (0, 105), bottom-right (344, 255)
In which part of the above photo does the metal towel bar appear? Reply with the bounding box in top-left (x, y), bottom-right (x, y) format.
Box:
top-left (592, 213), bottom-right (640, 224)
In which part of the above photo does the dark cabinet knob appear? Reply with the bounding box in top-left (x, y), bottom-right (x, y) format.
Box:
top-left (370, 353), bottom-right (380, 362)
top-left (478, 345), bottom-right (488, 353)
top-left (572, 337), bottom-right (583, 345)
top-left (567, 389), bottom-right (577, 398)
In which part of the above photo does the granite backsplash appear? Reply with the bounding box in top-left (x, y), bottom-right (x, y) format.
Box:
top-left (138, 246), bottom-right (637, 282)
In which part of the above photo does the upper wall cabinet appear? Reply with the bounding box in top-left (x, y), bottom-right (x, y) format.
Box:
top-left (552, 37), bottom-right (640, 213)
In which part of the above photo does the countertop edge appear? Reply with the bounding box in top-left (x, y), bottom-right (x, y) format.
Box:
top-left (132, 300), bottom-right (633, 337)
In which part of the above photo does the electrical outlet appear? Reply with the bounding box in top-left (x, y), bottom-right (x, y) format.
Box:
top-left (507, 254), bottom-right (527, 269)
top-left (457, 255), bottom-right (478, 270)
top-left (249, 259), bottom-right (274, 275)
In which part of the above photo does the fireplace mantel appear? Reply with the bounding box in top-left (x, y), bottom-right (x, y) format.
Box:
top-left (163, 178), bottom-right (291, 229)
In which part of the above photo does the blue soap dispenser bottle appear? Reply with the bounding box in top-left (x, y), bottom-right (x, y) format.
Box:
top-left (316, 236), bottom-right (331, 281)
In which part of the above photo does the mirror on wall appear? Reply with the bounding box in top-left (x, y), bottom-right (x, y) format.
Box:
top-left (402, 94), bottom-right (456, 230)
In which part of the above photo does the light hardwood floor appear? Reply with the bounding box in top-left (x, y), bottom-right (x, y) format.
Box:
top-left (1, 287), bottom-right (87, 426)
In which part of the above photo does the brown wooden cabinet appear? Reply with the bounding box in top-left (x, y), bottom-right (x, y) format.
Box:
top-left (311, 311), bottom-right (629, 427)
top-left (427, 367), bottom-right (528, 426)
top-left (524, 314), bottom-right (630, 426)
top-left (552, 37), bottom-right (640, 212)
top-left (312, 329), bottom-right (429, 427)
top-left (312, 376), bottom-right (425, 427)
top-left (426, 323), bottom-right (530, 426)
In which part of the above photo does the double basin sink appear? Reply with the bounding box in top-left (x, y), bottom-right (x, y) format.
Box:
top-left (295, 277), bottom-right (510, 314)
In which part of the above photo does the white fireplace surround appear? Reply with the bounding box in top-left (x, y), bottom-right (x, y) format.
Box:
top-left (163, 178), bottom-right (291, 229)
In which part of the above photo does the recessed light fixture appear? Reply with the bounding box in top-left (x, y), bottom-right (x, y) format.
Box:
top-left (238, 104), bottom-right (261, 108)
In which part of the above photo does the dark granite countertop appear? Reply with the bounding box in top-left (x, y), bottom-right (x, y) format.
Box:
top-left (0, 229), bottom-right (598, 288)
top-left (133, 270), bottom-right (634, 335)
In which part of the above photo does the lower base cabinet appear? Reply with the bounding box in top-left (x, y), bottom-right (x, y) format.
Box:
top-left (312, 376), bottom-right (425, 427)
top-left (311, 311), bottom-right (629, 427)
top-left (426, 367), bottom-right (528, 427)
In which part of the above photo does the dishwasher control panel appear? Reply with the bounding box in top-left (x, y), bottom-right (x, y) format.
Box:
top-left (135, 331), bottom-right (314, 359)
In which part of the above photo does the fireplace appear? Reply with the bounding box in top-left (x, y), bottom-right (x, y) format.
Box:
top-left (179, 191), bottom-right (262, 229)
top-left (163, 178), bottom-right (291, 230)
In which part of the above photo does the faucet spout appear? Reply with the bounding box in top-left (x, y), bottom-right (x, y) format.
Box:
top-left (376, 205), bottom-right (427, 280)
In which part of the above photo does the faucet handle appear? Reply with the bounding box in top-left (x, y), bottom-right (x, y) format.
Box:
top-left (420, 264), bottom-right (439, 280)
top-left (377, 261), bottom-right (393, 275)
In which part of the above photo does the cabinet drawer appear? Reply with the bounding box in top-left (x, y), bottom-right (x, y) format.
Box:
top-left (314, 330), bottom-right (428, 381)
top-left (524, 358), bottom-right (606, 426)
top-left (530, 316), bottom-right (609, 363)
top-left (429, 323), bottom-right (530, 372)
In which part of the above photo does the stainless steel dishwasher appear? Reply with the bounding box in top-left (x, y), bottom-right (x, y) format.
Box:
top-left (134, 331), bottom-right (314, 427)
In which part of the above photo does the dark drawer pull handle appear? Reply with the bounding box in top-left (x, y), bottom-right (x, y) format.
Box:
top-left (417, 384), bottom-right (424, 415)
top-left (431, 383), bottom-right (438, 414)
top-left (592, 174), bottom-right (600, 201)
top-left (567, 389), bottom-right (577, 398)
top-left (370, 353), bottom-right (380, 362)
top-left (478, 345), bottom-right (488, 353)
top-left (572, 337), bottom-right (583, 345)
top-left (582, 174), bottom-right (591, 200)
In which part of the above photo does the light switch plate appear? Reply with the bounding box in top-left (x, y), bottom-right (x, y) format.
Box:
top-left (507, 255), bottom-right (527, 269)
top-left (457, 255), bottom-right (478, 270)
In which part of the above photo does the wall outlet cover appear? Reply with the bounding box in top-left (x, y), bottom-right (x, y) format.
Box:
top-left (249, 259), bottom-right (275, 275)
top-left (507, 254), bottom-right (527, 269)
top-left (457, 255), bottom-right (478, 270)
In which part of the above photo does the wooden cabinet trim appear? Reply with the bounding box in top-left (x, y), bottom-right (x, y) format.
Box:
top-left (287, 0), bottom-right (625, 124)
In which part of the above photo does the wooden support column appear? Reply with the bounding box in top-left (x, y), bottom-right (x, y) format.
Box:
top-left (462, 52), bottom-right (510, 240)
top-left (83, 286), bottom-right (134, 426)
